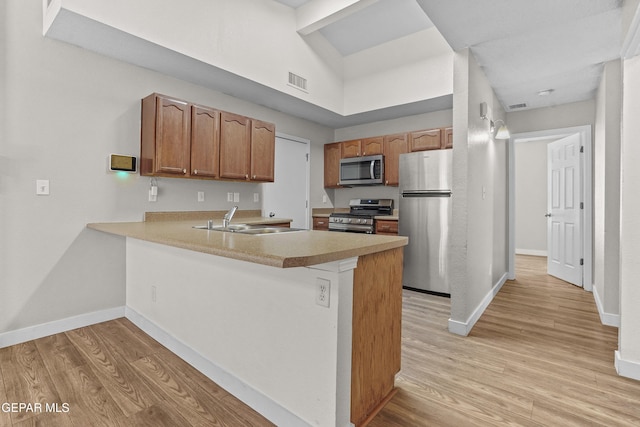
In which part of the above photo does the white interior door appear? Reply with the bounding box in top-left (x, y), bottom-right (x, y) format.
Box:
top-left (547, 133), bottom-right (583, 286)
top-left (262, 135), bottom-right (310, 229)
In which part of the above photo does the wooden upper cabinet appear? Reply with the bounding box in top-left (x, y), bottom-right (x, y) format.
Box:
top-left (383, 133), bottom-right (408, 186)
top-left (342, 140), bottom-right (362, 158)
top-left (410, 128), bottom-right (442, 152)
top-left (324, 142), bottom-right (343, 188)
top-left (219, 112), bottom-right (251, 180)
top-left (190, 105), bottom-right (220, 178)
top-left (141, 93), bottom-right (191, 177)
top-left (362, 137), bottom-right (384, 156)
top-left (250, 120), bottom-right (275, 182)
top-left (443, 127), bottom-right (453, 149)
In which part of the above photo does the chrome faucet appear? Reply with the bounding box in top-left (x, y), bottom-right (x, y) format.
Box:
top-left (223, 206), bottom-right (238, 228)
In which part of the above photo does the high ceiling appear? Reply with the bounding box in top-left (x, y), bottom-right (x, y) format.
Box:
top-left (275, 0), bottom-right (623, 112)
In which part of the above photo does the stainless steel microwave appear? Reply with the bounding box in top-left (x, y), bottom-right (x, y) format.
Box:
top-left (339, 154), bottom-right (384, 186)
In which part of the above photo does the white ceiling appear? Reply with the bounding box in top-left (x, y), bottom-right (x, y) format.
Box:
top-left (275, 0), bottom-right (624, 113)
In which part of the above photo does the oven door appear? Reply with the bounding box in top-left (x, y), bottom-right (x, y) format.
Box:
top-left (328, 222), bottom-right (374, 234)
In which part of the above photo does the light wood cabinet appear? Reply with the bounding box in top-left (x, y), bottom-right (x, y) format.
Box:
top-left (250, 120), bottom-right (275, 182)
top-left (383, 133), bottom-right (409, 186)
top-left (375, 219), bottom-right (398, 235)
top-left (313, 217), bottom-right (329, 231)
top-left (190, 105), bottom-right (220, 178)
top-left (324, 142), bottom-right (343, 188)
top-left (219, 112), bottom-right (251, 180)
top-left (362, 136), bottom-right (384, 156)
top-left (141, 93), bottom-right (191, 177)
top-left (410, 128), bottom-right (442, 152)
top-left (341, 140), bottom-right (362, 158)
top-left (141, 93), bottom-right (275, 183)
top-left (443, 127), bottom-right (453, 149)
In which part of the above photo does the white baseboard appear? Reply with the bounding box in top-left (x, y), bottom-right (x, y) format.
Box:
top-left (593, 286), bottom-right (621, 327)
top-left (448, 273), bottom-right (508, 336)
top-left (0, 306), bottom-right (125, 349)
top-left (124, 307), bottom-right (307, 427)
top-left (615, 350), bottom-right (640, 381)
top-left (515, 249), bottom-right (548, 257)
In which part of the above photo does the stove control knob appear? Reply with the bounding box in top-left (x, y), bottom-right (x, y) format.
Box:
top-left (347, 218), bottom-right (352, 223)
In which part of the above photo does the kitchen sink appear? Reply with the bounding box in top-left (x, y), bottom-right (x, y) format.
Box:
top-left (193, 223), bottom-right (305, 235)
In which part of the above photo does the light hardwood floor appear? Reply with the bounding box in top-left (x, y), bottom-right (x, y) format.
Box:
top-left (1, 255), bottom-right (639, 426)
top-left (371, 255), bottom-right (640, 426)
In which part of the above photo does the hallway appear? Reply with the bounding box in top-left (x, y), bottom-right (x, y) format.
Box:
top-left (371, 255), bottom-right (640, 426)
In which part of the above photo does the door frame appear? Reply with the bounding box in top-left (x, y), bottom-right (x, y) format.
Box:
top-left (507, 125), bottom-right (593, 291)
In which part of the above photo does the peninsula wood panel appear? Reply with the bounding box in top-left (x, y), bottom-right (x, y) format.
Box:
top-left (351, 247), bottom-right (403, 426)
top-left (190, 105), bottom-right (220, 178)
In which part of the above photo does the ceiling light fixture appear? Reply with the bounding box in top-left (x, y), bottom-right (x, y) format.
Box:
top-left (537, 89), bottom-right (554, 97)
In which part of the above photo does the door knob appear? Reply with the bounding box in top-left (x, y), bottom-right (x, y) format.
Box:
top-left (545, 213), bottom-right (552, 217)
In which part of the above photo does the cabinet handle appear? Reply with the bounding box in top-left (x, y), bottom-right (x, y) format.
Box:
top-left (318, 221), bottom-right (325, 225)
top-left (253, 175), bottom-right (256, 179)
top-left (245, 174), bottom-right (249, 179)
top-left (385, 180), bottom-right (389, 185)
top-left (183, 169), bottom-right (187, 174)
top-left (194, 169), bottom-right (198, 175)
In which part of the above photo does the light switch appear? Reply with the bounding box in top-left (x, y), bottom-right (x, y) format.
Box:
top-left (198, 191), bottom-right (205, 202)
top-left (36, 180), bottom-right (50, 195)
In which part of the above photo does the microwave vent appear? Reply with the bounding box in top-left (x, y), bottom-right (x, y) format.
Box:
top-left (288, 72), bottom-right (308, 92)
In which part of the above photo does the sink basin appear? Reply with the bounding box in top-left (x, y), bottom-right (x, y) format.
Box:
top-left (193, 223), bottom-right (305, 235)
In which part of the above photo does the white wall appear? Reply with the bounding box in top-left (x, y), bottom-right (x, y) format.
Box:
top-left (594, 59), bottom-right (622, 323)
top-left (618, 53), bottom-right (640, 378)
top-left (514, 140), bottom-right (550, 255)
top-left (48, 0), bottom-right (453, 118)
top-left (448, 48), bottom-right (508, 335)
top-left (0, 0), bottom-right (333, 335)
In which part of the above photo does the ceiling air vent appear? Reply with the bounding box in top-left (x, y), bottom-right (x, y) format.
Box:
top-left (509, 103), bottom-right (527, 110)
top-left (288, 72), bottom-right (308, 92)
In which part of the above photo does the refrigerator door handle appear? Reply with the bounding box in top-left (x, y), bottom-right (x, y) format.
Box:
top-left (401, 190), bottom-right (452, 197)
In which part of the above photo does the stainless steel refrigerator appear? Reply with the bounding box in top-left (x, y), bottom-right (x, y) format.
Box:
top-left (399, 150), bottom-right (452, 295)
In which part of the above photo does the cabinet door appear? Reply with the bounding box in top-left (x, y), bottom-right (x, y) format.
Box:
top-left (324, 142), bottom-right (343, 188)
top-left (375, 220), bottom-right (398, 235)
top-left (220, 112), bottom-right (251, 180)
top-left (342, 140), bottom-right (362, 158)
top-left (141, 94), bottom-right (191, 176)
top-left (313, 217), bottom-right (329, 231)
top-left (383, 133), bottom-right (408, 186)
top-left (443, 127), bottom-right (453, 149)
top-left (410, 128), bottom-right (442, 152)
top-left (250, 120), bottom-right (275, 182)
top-left (362, 137), bottom-right (383, 156)
top-left (190, 105), bottom-right (220, 178)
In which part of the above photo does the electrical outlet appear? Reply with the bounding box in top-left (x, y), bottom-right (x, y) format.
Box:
top-left (227, 192), bottom-right (233, 202)
top-left (36, 180), bottom-right (50, 195)
top-left (148, 189), bottom-right (157, 202)
top-left (151, 285), bottom-right (157, 303)
top-left (254, 193), bottom-right (259, 203)
top-left (198, 191), bottom-right (205, 202)
top-left (234, 192), bottom-right (240, 203)
top-left (315, 278), bottom-right (330, 307)
top-left (322, 195), bottom-right (327, 204)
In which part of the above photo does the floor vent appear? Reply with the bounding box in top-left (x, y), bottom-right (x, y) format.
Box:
top-left (509, 103), bottom-right (527, 110)
top-left (288, 72), bottom-right (308, 92)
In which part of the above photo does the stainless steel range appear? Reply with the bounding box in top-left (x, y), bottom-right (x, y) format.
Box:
top-left (329, 199), bottom-right (394, 234)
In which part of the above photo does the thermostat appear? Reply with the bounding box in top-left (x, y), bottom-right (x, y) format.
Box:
top-left (109, 154), bottom-right (137, 173)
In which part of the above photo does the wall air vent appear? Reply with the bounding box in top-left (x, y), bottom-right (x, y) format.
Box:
top-left (288, 72), bottom-right (308, 93)
top-left (509, 103), bottom-right (527, 110)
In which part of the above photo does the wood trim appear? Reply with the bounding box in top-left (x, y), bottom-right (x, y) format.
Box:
top-left (351, 247), bottom-right (403, 426)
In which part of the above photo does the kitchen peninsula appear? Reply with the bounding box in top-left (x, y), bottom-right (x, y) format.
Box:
top-left (87, 211), bottom-right (407, 427)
